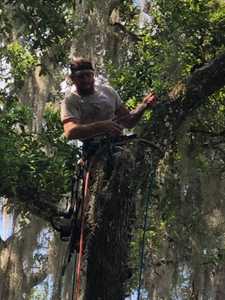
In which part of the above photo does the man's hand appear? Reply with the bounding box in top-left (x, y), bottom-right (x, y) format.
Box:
top-left (143, 92), bottom-right (157, 108)
top-left (102, 120), bottom-right (123, 136)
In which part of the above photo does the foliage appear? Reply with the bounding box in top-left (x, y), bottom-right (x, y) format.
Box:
top-left (105, 1), bottom-right (225, 298)
top-left (3, 0), bottom-right (74, 51)
top-left (108, 0), bottom-right (225, 97)
top-left (0, 96), bottom-right (77, 214)
top-left (1, 0), bottom-right (225, 299)
top-left (5, 41), bottom-right (38, 87)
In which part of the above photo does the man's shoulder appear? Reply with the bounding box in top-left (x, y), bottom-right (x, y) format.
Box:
top-left (63, 91), bottom-right (80, 105)
top-left (97, 84), bottom-right (117, 96)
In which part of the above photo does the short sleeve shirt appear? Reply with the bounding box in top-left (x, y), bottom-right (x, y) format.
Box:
top-left (61, 85), bottom-right (122, 124)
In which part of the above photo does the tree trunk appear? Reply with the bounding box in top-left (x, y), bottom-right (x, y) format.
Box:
top-left (0, 215), bottom-right (47, 300)
top-left (83, 146), bottom-right (136, 300)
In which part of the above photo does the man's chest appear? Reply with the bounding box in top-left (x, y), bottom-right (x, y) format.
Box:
top-left (79, 94), bottom-right (115, 123)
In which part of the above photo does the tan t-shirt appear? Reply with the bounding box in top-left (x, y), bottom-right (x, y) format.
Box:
top-left (61, 84), bottom-right (122, 124)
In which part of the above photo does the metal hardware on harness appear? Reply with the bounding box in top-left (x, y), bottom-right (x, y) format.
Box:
top-left (51, 159), bottom-right (84, 242)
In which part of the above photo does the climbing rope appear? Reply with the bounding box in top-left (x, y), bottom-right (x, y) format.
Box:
top-left (74, 156), bottom-right (95, 300)
top-left (70, 159), bottom-right (91, 300)
top-left (137, 152), bottom-right (154, 300)
top-left (71, 254), bottom-right (77, 300)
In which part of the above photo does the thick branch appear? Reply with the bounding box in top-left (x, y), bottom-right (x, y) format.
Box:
top-left (108, 0), bottom-right (121, 16)
top-left (0, 237), bottom-right (5, 250)
top-left (186, 53), bottom-right (225, 102)
top-left (173, 53), bottom-right (225, 118)
top-left (26, 266), bottom-right (48, 290)
top-left (25, 197), bottom-right (60, 223)
top-left (144, 53), bottom-right (225, 150)
top-left (111, 22), bottom-right (141, 42)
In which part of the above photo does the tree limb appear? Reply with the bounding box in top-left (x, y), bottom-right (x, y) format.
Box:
top-left (25, 266), bottom-right (48, 291)
top-left (110, 22), bottom-right (141, 42)
top-left (143, 53), bottom-right (225, 151)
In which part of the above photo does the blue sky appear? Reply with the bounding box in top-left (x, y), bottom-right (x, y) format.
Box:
top-left (0, 198), bottom-right (13, 241)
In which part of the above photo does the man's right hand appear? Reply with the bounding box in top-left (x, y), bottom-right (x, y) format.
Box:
top-left (101, 120), bottom-right (123, 136)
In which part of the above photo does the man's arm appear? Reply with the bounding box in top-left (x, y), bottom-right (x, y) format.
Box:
top-left (63, 119), bottom-right (122, 140)
top-left (115, 92), bottom-right (157, 129)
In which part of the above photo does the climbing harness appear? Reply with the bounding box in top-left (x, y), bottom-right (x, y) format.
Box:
top-left (51, 149), bottom-right (84, 242)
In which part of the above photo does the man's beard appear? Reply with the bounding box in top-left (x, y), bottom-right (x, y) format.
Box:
top-left (78, 85), bottom-right (95, 96)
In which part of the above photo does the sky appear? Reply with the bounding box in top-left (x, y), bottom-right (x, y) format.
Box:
top-left (0, 198), bottom-right (13, 241)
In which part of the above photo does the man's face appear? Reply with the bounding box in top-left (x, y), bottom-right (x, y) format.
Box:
top-left (72, 70), bottom-right (95, 96)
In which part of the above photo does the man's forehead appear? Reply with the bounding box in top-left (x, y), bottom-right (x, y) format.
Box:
top-left (73, 69), bottom-right (94, 77)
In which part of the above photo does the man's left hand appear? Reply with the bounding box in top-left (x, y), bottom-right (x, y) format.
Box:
top-left (143, 92), bottom-right (157, 108)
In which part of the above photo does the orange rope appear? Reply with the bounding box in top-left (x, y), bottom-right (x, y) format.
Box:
top-left (74, 157), bottom-right (95, 300)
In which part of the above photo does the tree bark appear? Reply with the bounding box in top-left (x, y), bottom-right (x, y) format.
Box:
top-left (84, 149), bottom-right (136, 300)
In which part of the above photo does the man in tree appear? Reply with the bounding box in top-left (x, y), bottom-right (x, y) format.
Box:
top-left (59, 58), bottom-right (158, 298)
top-left (61, 57), bottom-right (157, 139)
